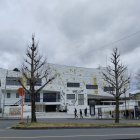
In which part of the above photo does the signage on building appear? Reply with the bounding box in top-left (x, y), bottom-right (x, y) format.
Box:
top-left (134, 105), bottom-right (139, 118)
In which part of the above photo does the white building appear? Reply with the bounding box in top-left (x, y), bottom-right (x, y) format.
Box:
top-left (0, 64), bottom-right (129, 118)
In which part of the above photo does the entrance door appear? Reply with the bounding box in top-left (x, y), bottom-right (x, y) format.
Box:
top-left (45, 105), bottom-right (56, 112)
top-left (88, 99), bottom-right (96, 116)
top-left (90, 105), bottom-right (95, 116)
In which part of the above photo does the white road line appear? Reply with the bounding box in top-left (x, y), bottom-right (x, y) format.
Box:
top-left (0, 133), bottom-right (140, 139)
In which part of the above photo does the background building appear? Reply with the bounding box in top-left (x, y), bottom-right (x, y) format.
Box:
top-left (0, 64), bottom-right (129, 118)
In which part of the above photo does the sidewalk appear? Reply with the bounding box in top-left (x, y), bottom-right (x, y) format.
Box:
top-left (0, 112), bottom-right (139, 120)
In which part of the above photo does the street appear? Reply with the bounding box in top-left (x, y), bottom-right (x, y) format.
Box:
top-left (1, 119), bottom-right (140, 140)
top-left (1, 127), bottom-right (140, 140)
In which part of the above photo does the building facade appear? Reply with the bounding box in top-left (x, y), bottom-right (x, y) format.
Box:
top-left (0, 64), bottom-right (129, 117)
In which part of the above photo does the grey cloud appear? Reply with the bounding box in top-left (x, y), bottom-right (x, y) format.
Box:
top-left (0, 0), bottom-right (140, 74)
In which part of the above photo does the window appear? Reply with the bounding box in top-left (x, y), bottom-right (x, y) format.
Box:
top-left (78, 94), bottom-right (84, 105)
top-left (25, 92), bottom-right (40, 102)
top-left (36, 93), bottom-right (40, 102)
top-left (138, 101), bottom-right (140, 107)
top-left (0, 108), bottom-right (2, 113)
top-left (6, 77), bottom-right (20, 86)
top-left (104, 86), bottom-right (115, 92)
top-left (25, 92), bottom-right (30, 102)
top-left (16, 93), bottom-right (19, 98)
top-left (67, 82), bottom-right (80, 88)
top-left (27, 78), bottom-right (42, 86)
top-left (67, 94), bottom-right (75, 99)
top-left (7, 93), bottom-right (11, 98)
top-left (43, 93), bottom-right (60, 102)
top-left (86, 84), bottom-right (98, 89)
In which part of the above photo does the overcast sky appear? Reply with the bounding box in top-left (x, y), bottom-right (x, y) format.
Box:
top-left (0, 0), bottom-right (140, 76)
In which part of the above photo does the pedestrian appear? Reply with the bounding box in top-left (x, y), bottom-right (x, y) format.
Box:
top-left (84, 108), bottom-right (87, 117)
top-left (126, 110), bottom-right (129, 119)
top-left (109, 111), bottom-right (112, 118)
top-left (74, 108), bottom-right (78, 118)
top-left (80, 109), bottom-right (83, 119)
top-left (123, 111), bottom-right (126, 118)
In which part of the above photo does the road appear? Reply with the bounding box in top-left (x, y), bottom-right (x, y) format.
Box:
top-left (1, 119), bottom-right (140, 140)
top-left (1, 127), bottom-right (140, 140)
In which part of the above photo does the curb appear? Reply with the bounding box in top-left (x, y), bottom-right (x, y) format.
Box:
top-left (11, 125), bottom-right (140, 130)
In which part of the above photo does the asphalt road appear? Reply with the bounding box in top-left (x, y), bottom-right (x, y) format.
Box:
top-left (1, 119), bottom-right (140, 140)
top-left (0, 119), bottom-right (19, 129)
top-left (0, 127), bottom-right (140, 140)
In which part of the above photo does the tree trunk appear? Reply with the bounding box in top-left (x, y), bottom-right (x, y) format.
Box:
top-left (31, 91), bottom-right (37, 123)
top-left (115, 96), bottom-right (119, 123)
top-left (30, 40), bottom-right (37, 123)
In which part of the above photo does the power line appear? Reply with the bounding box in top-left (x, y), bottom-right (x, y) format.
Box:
top-left (101, 30), bottom-right (140, 48)
top-left (85, 29), bottom-right (140, 56)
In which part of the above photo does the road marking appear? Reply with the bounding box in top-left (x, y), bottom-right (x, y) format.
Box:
top-left (0, 133), bottom-right (140, 139)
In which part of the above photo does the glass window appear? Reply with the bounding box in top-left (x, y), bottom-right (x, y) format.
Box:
top-left (25, 92), bottom-right (40, 102)
top-left (104, 86), bottom-right (115, 92)
top-left (36, 93), bottom-right (40, 102)
top-left (138, 101), bottom-right (140, 107)
top-left (67, 82), bottom-right (80, 87)
top-left (86, 84), bottom-right (98, 89)
top-left (78, 94), bottom-right (84, 105)
top-left (43, 93), bottom-right (57, 102)
top-left (16, 93), bottom-right (19, 98)
top-left (27, 78), bottom-right (42, 86)
top-left (67, 94), bottom-right (75, 99)
top-left (7, 93), bottom-right (11, 98)
top-left (6, 77), bottom-right (20, 86)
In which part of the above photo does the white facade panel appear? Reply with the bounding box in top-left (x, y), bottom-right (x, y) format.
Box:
top-left (0, 63), bottom-right (129, 116)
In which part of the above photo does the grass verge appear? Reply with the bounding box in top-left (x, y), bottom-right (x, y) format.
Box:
top-left (12, 122), bottom-right (140, 129)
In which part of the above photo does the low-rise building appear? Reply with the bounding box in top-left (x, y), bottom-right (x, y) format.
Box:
top-left (0, 63), bottom-right (129, 117)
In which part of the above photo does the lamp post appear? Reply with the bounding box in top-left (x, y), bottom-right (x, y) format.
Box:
top-left (2, 70), bottom-right (8, 118)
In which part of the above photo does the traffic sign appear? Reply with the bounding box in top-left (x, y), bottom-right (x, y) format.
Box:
top-left (18, 87), bottom-right (24, 96)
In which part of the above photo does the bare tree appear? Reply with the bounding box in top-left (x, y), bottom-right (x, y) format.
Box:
top-left (19, 35), bottom-right (56, 123)
top-left (102, 48), bottom-right (130, 123)
top-left (135, 69), bottom-right (140, 90)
